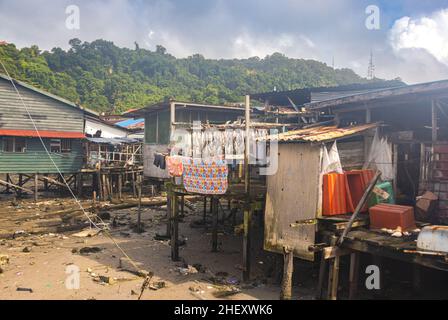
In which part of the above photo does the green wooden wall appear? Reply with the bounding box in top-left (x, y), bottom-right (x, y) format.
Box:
top-left (144, 108), bottom-right (244, 145)
top-left (0, 137), bottom-right (83, 174)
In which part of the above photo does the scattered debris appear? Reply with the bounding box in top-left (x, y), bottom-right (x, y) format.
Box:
top-left (79, 247), bottom-right (103, 255)
top-left (177, 265), bottom-right (198, 276)
top-left (192, 263), bottom-right (207, 273)
top-left (149, 281), bottom-right (166, 291)
top-left (22, 247), bottom-right (31, 253)
top-left (72, 229), bottom-right (101, 238)
top-left (0, 255), bottom-right (9, 266)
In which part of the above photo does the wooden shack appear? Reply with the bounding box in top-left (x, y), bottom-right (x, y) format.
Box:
top-left (125, 101), bottom-right (246, 179)
top-left (0, 74), bottom-right (85, 198)
top-left (263, 123), bottom-right (378, 261)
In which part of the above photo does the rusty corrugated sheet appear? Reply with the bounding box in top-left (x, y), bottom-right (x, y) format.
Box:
top-left (265, 122), bottom-right (379, 143)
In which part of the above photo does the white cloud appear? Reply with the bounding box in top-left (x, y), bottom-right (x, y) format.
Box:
top-left (389, 9), bottom-right (448, 66)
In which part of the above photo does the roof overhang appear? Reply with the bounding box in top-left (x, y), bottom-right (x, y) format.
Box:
top-left (124, 101), bottom-right (247, 118)
top-left (306, 79), bottom-right (448, 111)
top-left (0, 129), bottom-right (85, 139)
top-left (263, 122), bottom-right (379, 143)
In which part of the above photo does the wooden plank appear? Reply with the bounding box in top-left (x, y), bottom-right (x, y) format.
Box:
top-left (0, 178), bottom-right (33, 193)
top-left (323, 246), bottom-right (353, 259)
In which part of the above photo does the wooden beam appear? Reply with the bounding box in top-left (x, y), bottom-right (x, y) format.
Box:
top-left (0, 178), bottom-right (33, 194)
top-left (280, 248), bottom-right (294, 300)
top-left (349, 252), bottom-right (360, 300)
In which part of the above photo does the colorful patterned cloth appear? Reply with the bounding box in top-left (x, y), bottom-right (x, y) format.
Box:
top-left (166, 156), bottom-right (184, 177)
top-left (182, 157), bottom-right (228, 195)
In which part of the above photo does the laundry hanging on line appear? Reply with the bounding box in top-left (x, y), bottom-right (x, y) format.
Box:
top-left (182, 157), bottom-right (229, 195)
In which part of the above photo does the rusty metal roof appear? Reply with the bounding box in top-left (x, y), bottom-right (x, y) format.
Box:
top-left (264, 122), bottom-right (379, 143)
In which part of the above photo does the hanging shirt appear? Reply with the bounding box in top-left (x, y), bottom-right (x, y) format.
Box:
top-left (166, 156), bottom-right (184, 177)
top-left (182, 157), bottom-right (228, 195)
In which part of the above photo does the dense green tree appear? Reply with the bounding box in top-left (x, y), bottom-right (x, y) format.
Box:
top-left (0, 39), bottom-right (390, 114)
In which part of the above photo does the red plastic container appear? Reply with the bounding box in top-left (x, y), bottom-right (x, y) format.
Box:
top-left (369, 204), bottom-right (416, 231)
top-left (345, 169), bottom-right (376, 212)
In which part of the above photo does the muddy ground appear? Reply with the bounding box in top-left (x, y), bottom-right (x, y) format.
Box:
top-left (0, 197), bottom-right (448, 300)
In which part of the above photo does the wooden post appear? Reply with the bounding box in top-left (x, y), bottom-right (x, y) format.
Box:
top-left (203, 196), bottom-right (207, 224)
top-left (118, 173), bottom-right (123, 200)
top-left (132, 171), bottom-right (137, 197)
top-left (18, 174), bottom-right (23, 198)
top-left (34, 173), bottom-right (38, 203)
top-left (327, 256), bottom-right (340, 300)
top-left (76, 173), bottom-right (83, 197)
top-left (211, 196), bottom-right (219, 253)
top-left (137, 175), bottom-right (143, 233)
top-left (243, 94), bottom-right (252, 282)
top-left (6, 174), bottom-right (10, 193)
top-left (349, 252), bottom-right (360, 300)
top-left (180, 195), bottom-right (185, 218)
top-left (242, 207), bottom-right (252, 282)
top-left (166, 191), bottom-right (172, 238)
top-left (280, 247), bottom-right (294, 300)
top-left (97, 171), bottom-right (103, 201)
top-left (171, 192), bottom-right (180, 261)
top-left (316, 253), bottom-right (327, 300)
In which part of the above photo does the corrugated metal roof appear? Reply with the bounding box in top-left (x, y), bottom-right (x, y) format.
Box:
top-left (0, 129), bottom-right (85, 139)
top-left (264, 123), bottom-right (378, 143)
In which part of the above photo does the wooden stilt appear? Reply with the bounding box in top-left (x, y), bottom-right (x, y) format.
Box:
top-left (18, 174), bottom-right (23, 198)
top-left (76, 173), bottom-right (83, 197)
top-left (316, 253), bottom-right (327, 300)
top-left (132, 171), bottom-right (137, 198)
top-left (349, 252), bottom-right (360, 300)
top-left (43, 174), bottom-right (49, 191)
top-left (203, 196), bottom-right (207, 224)
top-left (171, 193), bottom-right (179, 261)
top-left (118, 173), bottom-right (123, 200)
top-left (166, 192), bottom-right (172, 237)
top-left (97, 172), bottom-right (103, 201)
top-left (137, 175), bottom-right (143, 233)
top-left (6, 174), bottom-right (10, 193)
top-left (242, 207), bottom-right (252, 281)
top-left (34, 173), bottom-right (38, 203)
top-left (211, 196), bottom-right (219, 253)
top-left (327, 256), bottom-right (341, 300)
top-left (0, 178), bottom-right (33, 194)
top-left (280, 247), bottom-right (294, 300)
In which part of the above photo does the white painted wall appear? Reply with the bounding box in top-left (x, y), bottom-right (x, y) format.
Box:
top-left (85, 118), bottom-right (129, 138)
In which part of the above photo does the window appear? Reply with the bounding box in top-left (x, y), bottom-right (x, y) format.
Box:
top-left (50, 139), bottom-right (61, 153)
top-left (61, 139), bottom-right (72, 153)
top-left (2, 137), bottom-right (26, 153)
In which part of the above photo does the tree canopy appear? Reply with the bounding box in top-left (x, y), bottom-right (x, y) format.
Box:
top-left (0, 39), bottom-right (379, 113)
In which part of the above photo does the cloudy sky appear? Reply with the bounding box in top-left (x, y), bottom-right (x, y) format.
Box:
top-left (1, 0), bottom-right (448, 83)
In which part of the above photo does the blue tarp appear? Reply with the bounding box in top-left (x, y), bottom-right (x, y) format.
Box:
top-left (116, 118), bottom-right (144, 128)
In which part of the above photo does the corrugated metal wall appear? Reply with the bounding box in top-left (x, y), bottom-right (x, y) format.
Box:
top-left (0, 78), bottom-right (84, 132)
top-left (0, 137), bottom-right (83, 173)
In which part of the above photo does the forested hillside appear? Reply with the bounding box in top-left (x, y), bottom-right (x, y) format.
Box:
top-left (0, 39), bottom-right (378, 113)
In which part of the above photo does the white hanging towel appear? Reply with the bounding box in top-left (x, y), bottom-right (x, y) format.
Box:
top-left (322, 141), bottom-right (344, 174)
top-left (363, 130), bottom-right (394, 180)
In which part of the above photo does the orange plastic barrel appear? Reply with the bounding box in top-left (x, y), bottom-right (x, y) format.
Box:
top-left (323, 173), bottom-right (354, 216)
